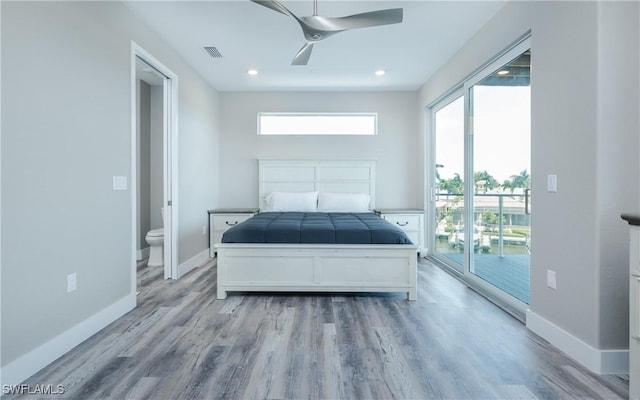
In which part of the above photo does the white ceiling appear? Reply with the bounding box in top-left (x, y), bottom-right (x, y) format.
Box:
top-left (124, 0), bottom-right (507, 92)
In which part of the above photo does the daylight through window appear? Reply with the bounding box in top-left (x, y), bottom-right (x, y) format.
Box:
top-left (258, 113), bottom-right (377, 135)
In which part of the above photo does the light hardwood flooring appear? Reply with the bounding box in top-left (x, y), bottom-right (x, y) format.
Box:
top-left (8, 258), bottom-right (628, 399)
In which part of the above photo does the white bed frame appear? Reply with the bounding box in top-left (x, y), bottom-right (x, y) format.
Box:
top-left (215, 159), bottom-right (418, 300)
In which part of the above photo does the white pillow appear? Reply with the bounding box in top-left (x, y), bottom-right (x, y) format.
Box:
top-left (317, 192), bottom-right (371, 213)
top-left (264, 191), bottom-right (318, 212)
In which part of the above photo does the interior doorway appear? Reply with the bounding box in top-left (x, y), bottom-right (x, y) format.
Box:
top-left (131, 43), bottom-right (178, 294)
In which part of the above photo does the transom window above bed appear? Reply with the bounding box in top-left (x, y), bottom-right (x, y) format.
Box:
top-left (257, 113), bottom-right (378, 136)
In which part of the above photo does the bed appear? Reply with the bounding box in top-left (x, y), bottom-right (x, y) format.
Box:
top-left (214, 159), bottom-right (419, 300)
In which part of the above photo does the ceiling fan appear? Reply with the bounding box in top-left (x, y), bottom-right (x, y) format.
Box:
top-left (251, 0), bottom-right (403, 65)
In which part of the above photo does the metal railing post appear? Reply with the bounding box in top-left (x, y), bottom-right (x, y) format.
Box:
top-left (498, 195), bottom-right (504, 257)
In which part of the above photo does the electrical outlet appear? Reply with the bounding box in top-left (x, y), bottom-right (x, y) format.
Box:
top-left (202, 225), bottom-right (207, 235)
top-left (547, 269), bottom-right (557, 290)
top-left (67, 273), bottom-right (77, 293)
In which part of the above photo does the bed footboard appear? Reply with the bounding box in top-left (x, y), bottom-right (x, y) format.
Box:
top-left (214, 243), bottom-right (418, 300)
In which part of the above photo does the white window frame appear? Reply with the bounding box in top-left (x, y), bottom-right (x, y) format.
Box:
top-left (425, 34), bottom-right (532, 315)
top-left (257, 112), bottom-right (378, 136)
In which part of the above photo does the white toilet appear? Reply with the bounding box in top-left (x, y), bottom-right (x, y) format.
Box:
top-left (145, 208), bottom-right (164, 267)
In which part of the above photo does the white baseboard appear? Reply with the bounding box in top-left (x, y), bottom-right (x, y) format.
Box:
top-left (1, 294), bottom-right (135, 388)
top-left (178, 249), bottom-right (210, 277)
top-left (136, 247), bottom-right (150, 261)
top-left (526, 309), bottom-right (629, 374)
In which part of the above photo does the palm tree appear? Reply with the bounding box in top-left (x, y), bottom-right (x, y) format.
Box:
top-left (502, 169), bottom-right (530, 193)
top-left (440, 173), bottom-right (464, 194)
top-left (435, 163), bottom-right (444, 182)
top-left (474, 170), bottom-right (500, 193)
top-left (511, 169), bottom-right (531, 190)
top-left (502, 179), bottom-right (515, 193)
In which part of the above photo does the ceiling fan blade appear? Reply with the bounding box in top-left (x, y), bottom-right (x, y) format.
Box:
top-left (251, 1), bottom-right (403, 65)
top-left (321, 8), bottom-right (403, 31)
top-left (291, 42), bottom-right (314, 65)
top-left (250, 0), bottom-right (294, 17)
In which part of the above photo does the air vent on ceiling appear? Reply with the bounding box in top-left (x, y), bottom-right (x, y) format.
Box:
top-left (204, 46), bottom-right (223, 59)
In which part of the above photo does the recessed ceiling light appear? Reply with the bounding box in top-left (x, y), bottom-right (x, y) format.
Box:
top-left (497, 70), bottom-right (510, 75)
top-left (375, 69), bottom-right (386, 76)
top-left (247, 69), bottom-right (258, 76)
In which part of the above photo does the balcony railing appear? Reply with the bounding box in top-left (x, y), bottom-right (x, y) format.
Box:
top-left (436, 192), bottom-right (530, 257)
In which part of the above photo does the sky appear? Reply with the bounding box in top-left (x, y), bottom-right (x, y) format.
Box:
top-left (435, 85), bottom-right (531, 185)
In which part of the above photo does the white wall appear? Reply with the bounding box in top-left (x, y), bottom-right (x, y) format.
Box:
top-left (218, 91), bottom-right (420, 209)
top-left (419, 0), bottom-right (639, 372)
top-left (149, 85), bottom-right (164, 232)
top-left (178, 71), bottom-right (220, 259)
top-left (596, 0), bottom-right (640, 352)
top-left (1, 1), bottom-right (220, 384)
top-left (137, 80), bottom-right (152, 252)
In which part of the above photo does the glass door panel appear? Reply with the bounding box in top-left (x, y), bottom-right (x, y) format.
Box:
top-left (469, 50), bottom-right (531, 304)
top-left (433, 95), bottom-right (465, 270)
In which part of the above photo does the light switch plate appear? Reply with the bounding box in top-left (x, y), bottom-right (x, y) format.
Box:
top-left (547, 269), bottom-right (557, 289)
top-left (113, 176), bottom-right (128, 191)
top-left (547, 174), bottom-right (557, 192)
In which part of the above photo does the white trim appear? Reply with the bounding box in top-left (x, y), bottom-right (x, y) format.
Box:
top-left (425, 89), bottom-right (464, 271)
top-left (425, 35), bottom-right (532, 315)
top-left (164, 63), bottom-right (179, 281)
top-left (526, 310), bottom-right (629, 374)
top-left (131, 41), bottom-right (179, 283)
top-left (130, 42), bottom-right (138, 297)
top-left (137, 247), bottom-right (150, 261)
top-left (0, 2), bottom-right (4, 388)
top-left (178, 249), bottom-right (210, 277)
top-left (1, 295), bottom-right (135, 387)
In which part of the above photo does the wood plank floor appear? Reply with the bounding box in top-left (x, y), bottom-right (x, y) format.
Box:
top-left (8, 258), bottom-right (628, 399)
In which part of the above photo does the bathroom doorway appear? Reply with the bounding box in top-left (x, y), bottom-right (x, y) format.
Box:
top-left (131, 43), bottom-right (178, 291)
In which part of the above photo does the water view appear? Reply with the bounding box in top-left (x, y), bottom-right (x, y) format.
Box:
top-left (432, 191), bottom-right (531, 304)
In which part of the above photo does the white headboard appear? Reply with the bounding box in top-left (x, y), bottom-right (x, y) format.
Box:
top-left (258, 159), bottom-right (376, 211)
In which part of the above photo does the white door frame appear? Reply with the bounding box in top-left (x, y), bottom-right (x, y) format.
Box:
top-left (130, 41), bottom-right (179, 288)
top-left (461, 36), bottom-right (531, 312)
top-left (425, 35), bottom-right (531, 314)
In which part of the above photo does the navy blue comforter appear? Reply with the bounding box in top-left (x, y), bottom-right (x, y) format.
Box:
top-left (221, 212), bottom-right (413, 244)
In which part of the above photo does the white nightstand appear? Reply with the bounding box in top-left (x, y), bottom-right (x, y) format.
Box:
top-left (208, 208), bottom-right (259, 257)
top-left (375, 208), bottom-right (425, 257)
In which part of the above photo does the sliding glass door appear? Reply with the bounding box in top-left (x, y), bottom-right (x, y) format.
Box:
top-left (469, 49), bottom-right (531, 304)
top-left (429, 38), bottom-right (531, 309)
top-left (432, 94), bottom-right (465, 271)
